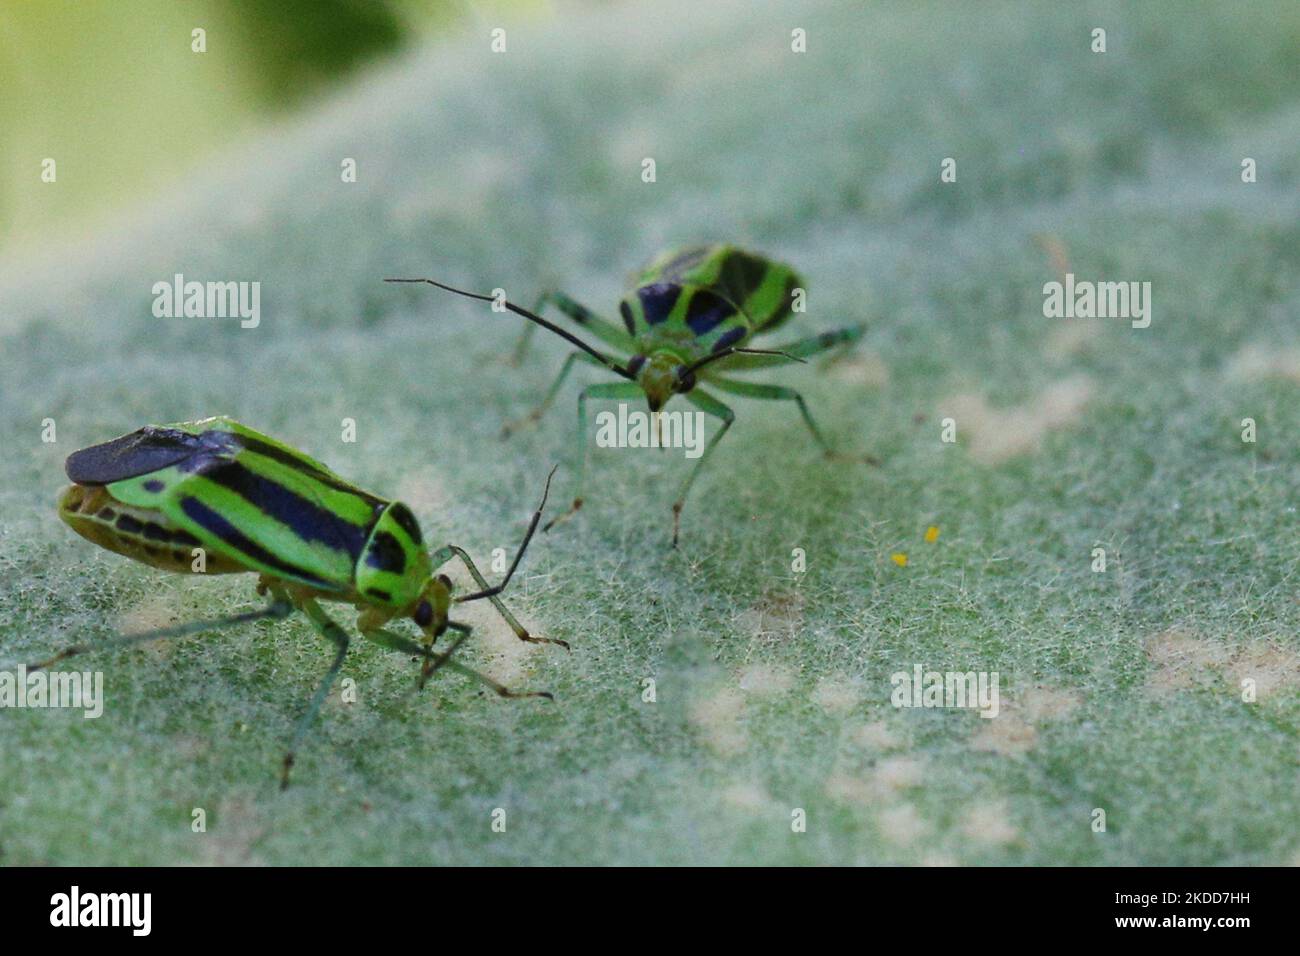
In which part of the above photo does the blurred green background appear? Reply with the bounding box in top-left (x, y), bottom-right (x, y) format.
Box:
top-left (0, 0), bottom-right (1297, 866)
top-left (0, 0), bottom-right (547, 253)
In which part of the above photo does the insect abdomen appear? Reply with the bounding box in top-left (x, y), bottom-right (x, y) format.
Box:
top-left (58, 484), bottom-right (244, 574)
top-left (68, 418), bottom-right (387, 593)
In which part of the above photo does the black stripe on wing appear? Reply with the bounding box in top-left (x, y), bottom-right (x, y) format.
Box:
top-left (637, 282), bottom-right (681, 326)
top-left (717, 250), bottom-right (768, 310)
top-left (66, 426), bottom-right (209, 486)
top-left (200, 460), bottom-right (370, 562)
top-left (684, 288), bottom-right (739, 336)
top-left (179, 496), bottom-right (334, 589)
top-left (231, 433), bottom-right (384, 505)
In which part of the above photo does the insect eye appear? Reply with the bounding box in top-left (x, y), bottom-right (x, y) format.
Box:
top-left (675, 367), bottom-right (696, 392)
top-left (627, 355), bottom-right (646, 377)
top-left (436, 574), bottom-right (453, 590)
top-left (413, 600), bottom-right (433, 627)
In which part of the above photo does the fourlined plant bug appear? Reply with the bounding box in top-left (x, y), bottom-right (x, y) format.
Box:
top-left (387, 244), bottom-right (876, 546)
top-left (38, 417), bottom-right (565, 788)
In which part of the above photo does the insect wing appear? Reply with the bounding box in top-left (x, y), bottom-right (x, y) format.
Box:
top-left (65, 426), bottom-right (207, 485)
top-left (642, 246), bottom-right (802, 336)
top-left (622, 280), bottom-right (753, 356)
top-left (639, 246), bottom-right (717, 286)
top-left (105, 421), bottom-right (382, 592)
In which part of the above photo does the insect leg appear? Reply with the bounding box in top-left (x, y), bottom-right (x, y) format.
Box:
top-left (706, 376), bottom-right (879, 465)
top-left (547, 291), bottom-right (639, 352)
top-left (281, 597), bottom-right (351, 791)
top-left (501, 351), bottom-right (607, 438)
top-left (511, 290), bottom-right (637, 366)
top-left (429, 544), bottom-right (568, 649)
top-left (672, 390), bottom-right (736, 547)
top-left (543, 380), bottom-right (644, 533)
top-left (710, 325), bottom-right (866, 371)
top-left (360, 623), bottom-right (552, 699)
top-left (421, 622), bottom-right (467, 688)
top-left (25, 599), bottom-right (293, 671)
top-left (360, 623), bottom-right (465, 687)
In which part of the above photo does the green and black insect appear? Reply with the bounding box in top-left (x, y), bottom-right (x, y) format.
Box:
top-left (39, 417), bottom-right (564, 788)
top-left (388, 245), bottom-right (872, 545)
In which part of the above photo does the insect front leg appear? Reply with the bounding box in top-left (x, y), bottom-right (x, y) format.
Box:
top-left (706, 376), bottom-right (879, 465)
top-left (360, 623), bottom-right (552, 699)
top-left (281, 597), bottom-right (351, 791)
top-left (672, 390), bottom-right (735, 547)
top-left (358, 602), bottom-right (444, 683)
top-left (543, 380), bottom-right (644, 532)
top-left (429, 544), bottom-right (569, 649)
top-left (359, 621), bottom-right (463, 688)
top-left (501, 351), bottom-right (607, 439)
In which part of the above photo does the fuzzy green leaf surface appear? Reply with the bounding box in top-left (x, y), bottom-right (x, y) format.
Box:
top-left (0, 0), bottom-right (1297, 865)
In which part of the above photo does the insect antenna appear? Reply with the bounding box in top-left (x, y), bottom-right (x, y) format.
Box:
top-left (681, 347), bottom-right (807, 379)
top-left (385, 277), bottom-right (635, 381)
top-left (455, 464), bottom-right (557, 604)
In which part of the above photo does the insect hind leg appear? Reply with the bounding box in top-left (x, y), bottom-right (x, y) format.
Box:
top-left (281, 596), bottom-right (351, 790)
top-left (706, 376), bottom-right (879, 465)
top-left (26, 596), bottom-right (293, 671)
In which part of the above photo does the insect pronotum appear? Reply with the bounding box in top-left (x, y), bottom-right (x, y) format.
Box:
top-left (38, 417), bottom-right (565, 788)
top-left (387, 244), bottom-right (875, 545)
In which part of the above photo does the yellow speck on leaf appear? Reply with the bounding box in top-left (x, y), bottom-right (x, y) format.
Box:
top-left (891, 553), bottom-right (908, 567)
top-left (924, 525), bottom-right (939, 543)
